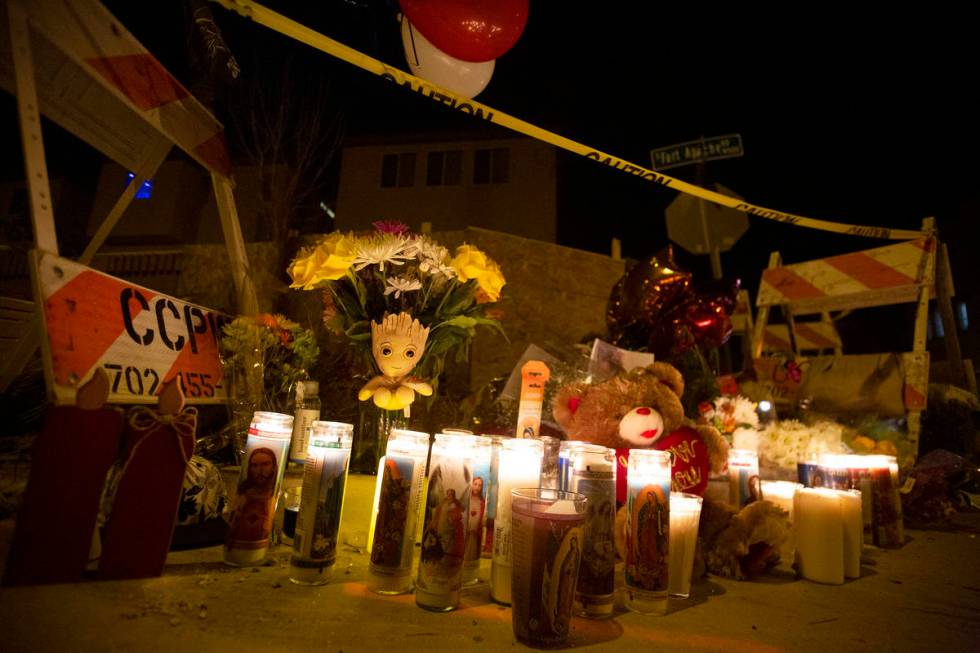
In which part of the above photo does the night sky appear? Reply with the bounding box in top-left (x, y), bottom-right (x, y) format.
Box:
top-left (6, 2), bottom-right (979, 314)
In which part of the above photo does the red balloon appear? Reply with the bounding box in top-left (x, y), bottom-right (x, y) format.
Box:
top-left (399, 0), bottom-right (529, 62)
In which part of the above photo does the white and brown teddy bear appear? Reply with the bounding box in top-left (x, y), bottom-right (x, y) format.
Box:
top-left (552, 361), bottom-right (791, 580)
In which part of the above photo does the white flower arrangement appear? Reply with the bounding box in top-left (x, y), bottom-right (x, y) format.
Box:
top-left (757, 418), bottom-right (846, 476)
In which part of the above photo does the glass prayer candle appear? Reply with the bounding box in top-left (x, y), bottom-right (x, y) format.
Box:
top-left (558, 440), bottom-right (587, 491)
top-left (224, 412), bottom-right (293, 566)
top-left (289, 421), bottom-right (353, 585)
top-left (510, 488), bottom-right (588, 648)
top-left (416, 434), bottom-right (477, 611)
top-left (490, 438), bottom-right (543, 605)
top-left (481, 435), bottom-right (507, 558)
top-left (367, 428), bottom-right (429, 595)
top-left (818, 454), bottom-right (904, 548)
top-left (567, 444), bottom-right (616, 618)
top-left (539, 436), bottom-right (561, 490)
top-left (728, 449), bottom-right (761, 509)
top-left (624, 448), bottom-right (672, 615)
top-left (461, 435), bottom-right (492, 586)
top-left (668, 492), bottom-right (703, 599)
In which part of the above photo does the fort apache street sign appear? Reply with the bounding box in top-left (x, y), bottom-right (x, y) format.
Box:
top-left (650, 134), bottom-right (744, 171)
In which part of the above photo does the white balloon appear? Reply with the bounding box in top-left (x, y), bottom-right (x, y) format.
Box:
top-left (400, 18), bottom-right (494, 99)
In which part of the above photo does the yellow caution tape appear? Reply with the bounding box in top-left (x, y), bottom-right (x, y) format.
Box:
top-left (211, 0), bottom-right (929, 241)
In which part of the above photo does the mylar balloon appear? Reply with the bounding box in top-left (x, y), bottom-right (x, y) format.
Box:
top-left (606, 245), bottom-right (735, 360)
top-left (400, 18), bottom-right (494, 99)
top-left (400, 0), bottom-right (529, 62)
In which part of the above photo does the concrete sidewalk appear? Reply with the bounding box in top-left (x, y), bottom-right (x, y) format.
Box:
top-left (1, 474), bottom-right (978, 652)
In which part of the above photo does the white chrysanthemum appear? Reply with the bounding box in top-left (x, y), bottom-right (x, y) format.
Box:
top-left (415, 236), bottom-right (456, 278)
top-left (384, 276), bottom-right (422, 298)
top-left (730, 396), bottom-right (760, 428)
top-left (352, 233), bottom-right (419, 272)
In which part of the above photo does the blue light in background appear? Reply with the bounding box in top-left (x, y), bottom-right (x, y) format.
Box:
top-left (125, 172), bottom-right (153, 200)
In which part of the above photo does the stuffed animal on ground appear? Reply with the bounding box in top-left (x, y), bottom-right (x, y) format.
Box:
top-left (553, 361), bottom-right (791, 580)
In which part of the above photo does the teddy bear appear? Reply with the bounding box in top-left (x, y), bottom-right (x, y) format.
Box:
top-left (552, 361), bottom-right (791, 581)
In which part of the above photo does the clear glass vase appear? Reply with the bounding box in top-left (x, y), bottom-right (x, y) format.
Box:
top-left (351, 404), bottom-right (407, 475)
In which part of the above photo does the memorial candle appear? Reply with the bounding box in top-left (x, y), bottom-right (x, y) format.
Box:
top-left (367, 429), bottom-right (429, 595)
top-left (839, 489), bottom-right (863, 579)
top-left (490, 438), bottom-right (543, 604)
top-left (794, 488), bottom-right (844, 585)
top-left (567, 444), bottom-right (616, 618)
top-left (624, 449), bottom-right (672, 615)
top-left (416, 434), bottom-right (475, 611)
top-left (760, 481), bottom-right (803, 523)
top-left (289, 421), bottom-right (353, 585)
top-left (668, 492), bottom-right (703, 599)
top-left (224, 412), bottom-right (293, 567)
top-left (728, 449), bottom-right (761, 509)
top-left (461, 435), bottom-right (492, 586)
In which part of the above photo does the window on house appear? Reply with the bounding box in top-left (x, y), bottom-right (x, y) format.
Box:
top-left (427, 150), bottom-right (463, 186)
top-left (381, 154), bottom-right (398, 188)
top-left (381, 152), bottom-right (417, 188)
top-left (398, 153), bottom-right (416, 187)
top-left (473, 147), bottom-right (510, 184)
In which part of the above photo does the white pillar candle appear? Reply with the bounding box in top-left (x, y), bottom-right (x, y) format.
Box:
top-left (624, 449), bottom-right (672, 616)
top-left (794, 488), bottom-right (844, 585)
top-left (728, 449), bottom-right (761, 509)
top-left (668, 492), bottom-right (703, 599)
top-left (760, 480), bottom-right (802, 523)
top-left (839, 489), bottom-right (863, 579)
top-left (490, 438), bottom-right (543, 605)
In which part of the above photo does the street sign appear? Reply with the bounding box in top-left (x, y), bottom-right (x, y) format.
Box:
top-left (665, 183), bottom-right (748, 278)
top-left (650, 134), bottom-right (744, 171)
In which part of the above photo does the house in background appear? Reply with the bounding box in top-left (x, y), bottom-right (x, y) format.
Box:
top-left (335, 130), bottom-right (558, 243)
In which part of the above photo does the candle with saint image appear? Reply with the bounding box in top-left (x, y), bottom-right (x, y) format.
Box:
top-left (728, 449), bottom-right (761, 509)
top-left (624, 449), bottom-right (672, 615)
top-left (568, 444), bottom-right (617, 618)
top-left (794, 488), bottom-right (845, 584)
top-left (225, 412), bottom-right (293, 566)
top-left (481, 436), bottom-right (506, 558)
top-left (818, 453), bottom-right (903, 548)
top-left (668, 492), bottom-right (703, 598)
top-left (491, 438), bottom-right (543, 604)
top-left (416, 434), bottom-right (476, 611)
top-left (367, 428), bottom-right (429, 595)
top-left (460, 435), bottom-right (492, 585)
top-left (515, 361), bottom-right (550, 438)
top-left (289, 421), bottom-right (353, 585)
top-left (839, 489), bottom-right (863, 579)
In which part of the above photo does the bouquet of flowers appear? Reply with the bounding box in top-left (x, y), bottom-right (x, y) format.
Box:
top-left (287, 221), bottom-right (505, 407)
top-left (699, 394), bottom-right (761, 449)
top-left (756, 418), bottom-right (846, 479)
top-left (219, 313), bottom-right (320, 414)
